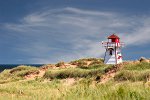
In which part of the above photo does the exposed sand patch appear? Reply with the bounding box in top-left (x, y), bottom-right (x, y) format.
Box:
top-left (62, 78), bottom-right (76, 86)
top-left (100, 64), bottom-right (123, 84)
top-left (64, 63), bottom-right (77, 68)
top-left (24, 70), bottom-right (45, 80)
top-left (86, 61), bottom-right (92, 66)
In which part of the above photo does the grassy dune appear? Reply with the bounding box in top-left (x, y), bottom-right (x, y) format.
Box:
top-left (0, 58), bottom-right (150, 100)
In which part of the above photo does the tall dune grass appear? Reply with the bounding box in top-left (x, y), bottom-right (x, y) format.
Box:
top-left (114, 70), bottom-right (150, 82)
top-left (43, 64), bottom-right (112, 79)
top-left (123, 62), bottom-right (150, 71)
top-left (0, 65), bottom-right (39, 84)
top-left (114, 62), bottom-right (150, 82)
top-left (0, 79), bottom-right (150, 100)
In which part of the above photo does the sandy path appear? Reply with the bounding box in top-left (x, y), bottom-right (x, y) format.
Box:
top-left (100, 64), bottom-right (123, 83)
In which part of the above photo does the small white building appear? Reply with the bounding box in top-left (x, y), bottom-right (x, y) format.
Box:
top-left (102, 34), bottom-right (124, 64)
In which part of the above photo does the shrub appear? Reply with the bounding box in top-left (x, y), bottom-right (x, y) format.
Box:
top-left (55, 62), bottom-right (65, 67)
top-left (70, 60), bottom-right (87, 67)
top-left (43, 68), bottom-right (104, 79)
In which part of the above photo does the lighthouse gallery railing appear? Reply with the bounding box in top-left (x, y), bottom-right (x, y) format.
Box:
top-left (102, 42), bottom-right (124, 48)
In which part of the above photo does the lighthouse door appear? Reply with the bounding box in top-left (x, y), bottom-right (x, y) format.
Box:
top-left (109, 49), bottom-right (113, 55)
top-left (108, 48), bottom-right (114, 56)
top-left (104, 48), bottom-right (116, 64)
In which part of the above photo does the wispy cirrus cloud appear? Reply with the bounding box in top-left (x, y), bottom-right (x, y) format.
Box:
top-left (2, 7), bottom-right (150, 63)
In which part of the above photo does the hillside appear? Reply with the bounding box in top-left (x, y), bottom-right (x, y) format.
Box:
top-left (0, 57), bottom-right (150, 100)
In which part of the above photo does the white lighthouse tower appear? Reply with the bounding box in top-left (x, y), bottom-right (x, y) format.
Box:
top-left (102, 34), bottom-right (124, 64)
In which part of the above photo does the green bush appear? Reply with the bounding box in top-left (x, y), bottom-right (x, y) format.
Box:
top-left (43, 68), bottom-right (104, 79)
top-left (55, 62), bottom-right (65, 67)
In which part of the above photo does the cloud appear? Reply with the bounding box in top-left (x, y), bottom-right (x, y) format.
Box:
top-left (123, 18), bottom-right (150, 45)
top-left (2, 7), bottom-right (150, 63)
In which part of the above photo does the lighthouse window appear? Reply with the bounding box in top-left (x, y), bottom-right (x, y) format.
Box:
top-left (117, 52), bottom-right (121, 54)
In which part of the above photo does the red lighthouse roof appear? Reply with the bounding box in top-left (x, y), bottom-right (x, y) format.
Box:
top-left (108, 34), bottom-right (120, 39)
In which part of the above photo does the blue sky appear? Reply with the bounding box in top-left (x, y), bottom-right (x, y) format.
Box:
top-left (0, 0), bottom-right (150, 64)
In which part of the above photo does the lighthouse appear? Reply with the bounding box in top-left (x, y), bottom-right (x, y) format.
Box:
top-left (102, 34), bottom-right (124, 64)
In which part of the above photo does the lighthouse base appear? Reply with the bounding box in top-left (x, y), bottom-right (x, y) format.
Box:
top-left (104, 48), bottom-right (122, 65)
top-left (104, 54), bottom-right (116, 64)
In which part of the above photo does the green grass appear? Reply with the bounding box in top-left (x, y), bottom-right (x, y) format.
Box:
top-left (114, 70), bottom-right (150, 82)
top-left (70, 58), bottom-right (104, 68)
top-left (123, 62), bottom-right (150, 71)
top-left (0, 79), bottom-right (149, 100)
top-left (55, 61), bottom-right (65, 67)
top-left (0, 58), bottom-right (150, 100)
top-left (0, 65), bottom-right (39, 84)
top-left (64, 81), bottom-right (150, 100)
top-left (0, 79), bottom-right (63, 100)
top-left (114, 62), bottom-right (150, 82)
top-left (43, 63), bottom-right (113, 79)
top-left (44, 67), bottom-right (105, 79)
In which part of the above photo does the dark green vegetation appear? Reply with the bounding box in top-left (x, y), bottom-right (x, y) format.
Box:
top-left (0, 58), bottom-right (150, 100)
top-left (70, 58), bottom-right (104, 68)
top-left (44, 58), bottom-right (109, 79)
top-left (115, 62), bottom-right (150, 82)
top-left (44, 67), bottom-right (104, 79)
top-left (0, 65), bottom-right (39, 84)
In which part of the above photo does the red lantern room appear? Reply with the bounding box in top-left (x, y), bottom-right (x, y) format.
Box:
top-left (107, 34), bottom-right (120, 43)
top-left (102, 33), bottom-right (124, 48)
